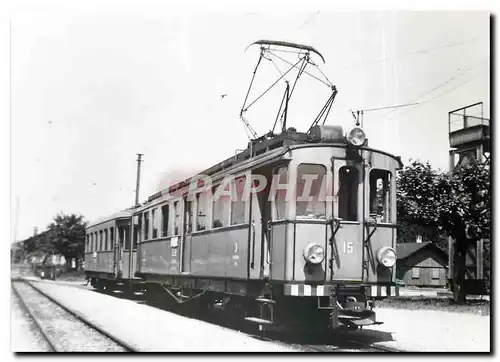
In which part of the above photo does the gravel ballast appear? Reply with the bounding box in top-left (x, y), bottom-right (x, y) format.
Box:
top-left (12, 282), bottom-right (127, 352)
top-left (28, 281), bottom-right (295, 352)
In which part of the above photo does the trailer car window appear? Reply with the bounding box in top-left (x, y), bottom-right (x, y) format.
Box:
top-left (110, 227), bottom-right (114, 250)
top-left (152, 209), bottom-right (158, 238)
top-left (296, 164), bottom-right (326, 219)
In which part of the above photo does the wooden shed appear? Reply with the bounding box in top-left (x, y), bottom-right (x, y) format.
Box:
top-left (396, 242), bottom-right (448, 288)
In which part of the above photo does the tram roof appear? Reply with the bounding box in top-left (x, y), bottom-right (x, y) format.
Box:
top-left (87, 208), bottom-right (136, 229)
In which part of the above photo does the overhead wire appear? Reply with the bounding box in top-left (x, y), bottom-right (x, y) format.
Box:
top-left (382, 62), bottom-right (489, 123)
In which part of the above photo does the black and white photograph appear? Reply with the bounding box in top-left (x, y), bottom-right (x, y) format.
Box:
top-left (7, 1), bottom-right (491, 353)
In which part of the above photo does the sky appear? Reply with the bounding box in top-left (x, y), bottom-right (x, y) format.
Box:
top-left (9, 2), bottom-right (490, 241)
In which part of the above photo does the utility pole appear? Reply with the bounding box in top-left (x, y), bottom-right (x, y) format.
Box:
top-left (134, 153), bottom-right (144, 207)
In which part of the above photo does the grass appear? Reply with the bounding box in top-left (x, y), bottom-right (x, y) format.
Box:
top-left (378, 297), bottom-right (490, 316)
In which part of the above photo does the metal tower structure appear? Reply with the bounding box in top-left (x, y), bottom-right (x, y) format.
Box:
top-left (447, 102), bottom-right (490, 292)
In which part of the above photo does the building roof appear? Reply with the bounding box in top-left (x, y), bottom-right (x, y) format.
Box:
top-left (397, 242), bottom-right (448, 261)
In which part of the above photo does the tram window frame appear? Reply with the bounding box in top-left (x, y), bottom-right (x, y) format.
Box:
top-left (162, 204), bottom-right (170, 237)
top-left (152, 208), bottom-right (158, 239)
top-left (143, 211), bottom-right (150, 241)
top-left (296, 163), bottom-right (327, 220)
top-left (337, 166), bottom-right (359, 222)
top-left (99, 230), bottom-right (103, 251)
top-left (212, 184), bottom-right (230, 228)
top-left (230, 175), bottom-right (247, 225)
top-left (369, 169), bottom-right (393, 223)
top-left (173, 201), bottom-right (181, 235)
top-left (196, 191), bottom-right (209, 231)
top-left (110, 227), bottom-right (114, 250)
top-left (272, 166), bottom-right (288, 221)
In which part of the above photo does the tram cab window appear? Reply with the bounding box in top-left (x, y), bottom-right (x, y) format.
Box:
top-left (296, 164), bottom-right (326, 220)
top-left (272, 166), bottom-right (288, 220)
top-left (231, 176), bottom-right (246, 225)
top-left (162, 204), bottom-right (170, 237)
top-left (173, 201), bottom-right (181, 235)
top-left (85, 235), bottom-right (89, 253)
top-left (369, 169), bottom-right (392, 223)
top-left (196, 192), bottom-right (209, 231)
top-left (338, 166), bottom-right (359, 221)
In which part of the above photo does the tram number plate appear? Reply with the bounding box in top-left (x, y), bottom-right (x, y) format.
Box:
top-left (343, 241), bottom-right (354, 254)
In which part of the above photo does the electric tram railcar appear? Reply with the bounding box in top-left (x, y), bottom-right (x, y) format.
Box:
top-left (86, 40), bottom-right (402, 331)
top-left (132, 125), bottom-right (402, 330)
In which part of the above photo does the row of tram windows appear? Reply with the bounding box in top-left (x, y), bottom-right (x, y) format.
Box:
top-left (85, 226), bottom-right (131, 253)
top-left (276, 164), bottom-right (393, 223)
top-left (137, 176), bottom-right (248, 242)
top-left (136, 165), bottom-right (394, 242)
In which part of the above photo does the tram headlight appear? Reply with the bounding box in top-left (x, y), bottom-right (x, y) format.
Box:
top-left (376, 246), bottom-right (396, 268)
top-left (303, 243), bottom-right (325, 265)
top-left (346, 127), bottom-right (366, 146)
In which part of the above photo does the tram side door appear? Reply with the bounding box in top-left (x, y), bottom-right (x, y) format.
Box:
top-left (181, 198), bottom-right (193, 274)
top-left (327, 159), bottom-right (364, 282)
top-left (249, 167), bottom-right (273, 279)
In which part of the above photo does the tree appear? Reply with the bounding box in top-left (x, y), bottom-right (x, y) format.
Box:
top-left (397, 160), bottom-right (490, 304)
top-left (47, 214), bottom-right (87, 269)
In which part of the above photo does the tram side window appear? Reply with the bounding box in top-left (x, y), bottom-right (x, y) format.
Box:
top-left (133, 214), bottom-right (141, 248)
top-left (143, 211), bottom-right (150, 240)
top-left (85, 235), bottom-right (89, 253)
top-left (174, 201), bottom-right (181, 235)
top-left (212, 185), bottom-right (229, 228)
top-left (296, 164), bottom-right (326, 219)
top-left (196, 192), bottom-right (209, 231)
top-left (273, 166), bottom-right (288, 220)
top-left (105, 229), bottom-right (109, 250)
top-left (369, 169), bottom-right (392, 223)
top-left (110, 227), bottom-right (114, 250)
top-left (152, 209), bottom-right (158, 238)
top-left (99, 230), bottom-right (103, 251)
top-left (338, 166), bottom-right (359, 221)
top-left (162, 204), bottom-right (170, 237)
top-left (231, 176), bottom-right (246, 225)
top-left (93, 232), bottom-right (97, 252)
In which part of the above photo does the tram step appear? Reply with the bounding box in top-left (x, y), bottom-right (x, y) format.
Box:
top-left (337, 315), bottom-right (362, 320)
top-left (255, 298), bottom-right (276, 304)
top-left (244, 317), bottom-right (274, 325)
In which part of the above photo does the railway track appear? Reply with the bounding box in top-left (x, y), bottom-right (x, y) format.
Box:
top-left (14, 277), bottom-right (400, 352)
top-left (11, 279), bottom-right (138, 352)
